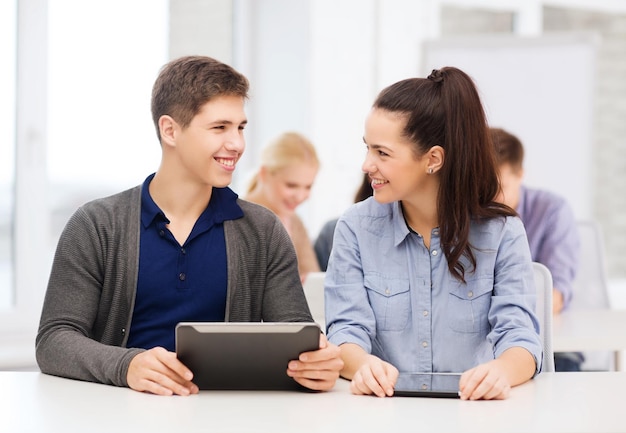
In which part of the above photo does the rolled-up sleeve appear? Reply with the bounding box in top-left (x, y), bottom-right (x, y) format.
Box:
top-left (488, 217), bottom-right (543, 374)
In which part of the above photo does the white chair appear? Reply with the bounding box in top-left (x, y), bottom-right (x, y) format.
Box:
top-left (533, 262), bottom-right (555, 373)
top-left (302, 272), bottom-right (326, 330)
top-left (569, 220), bottom-right (613, 371)
top-left (570, 220), bottom-right (611, 311)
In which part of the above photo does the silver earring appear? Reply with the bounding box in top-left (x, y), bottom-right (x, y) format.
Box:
top-left (428, 168), bottom-right (433, 174)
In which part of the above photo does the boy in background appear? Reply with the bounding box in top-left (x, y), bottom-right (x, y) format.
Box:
top-left (491, 127), bottom-right (582, 371)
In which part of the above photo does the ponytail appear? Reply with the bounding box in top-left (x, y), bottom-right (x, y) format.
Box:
top-left (374, 67), bottom-right (515, 282)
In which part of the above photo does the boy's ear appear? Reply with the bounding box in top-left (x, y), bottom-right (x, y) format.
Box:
top-left (159, 115), bottom-right (177, 147)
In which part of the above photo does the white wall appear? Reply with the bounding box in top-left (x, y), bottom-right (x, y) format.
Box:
top-left (306, 0), bottom-right (378, 236)
top-left (232, 0), bottom-right (312, 192)
top-left (235, 1), bottom-right (604, 239)
top-left (235, 0), bottom-right (442, 238)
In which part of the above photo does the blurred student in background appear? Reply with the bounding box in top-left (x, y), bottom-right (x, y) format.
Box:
top-left (314, 172), bottom-right (373, 271)
top-left (246, 132), bottom-right (321, 281)
top-left (325, 67), bottom-right (542, 400)
top-left (491, 126), bottom-right (582, 372)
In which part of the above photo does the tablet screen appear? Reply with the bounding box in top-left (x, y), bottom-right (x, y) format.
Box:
top-left (393, 372), bottom-right (462, 398)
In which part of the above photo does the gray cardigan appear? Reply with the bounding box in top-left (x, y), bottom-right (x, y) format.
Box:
top-left (36, 185), bottom-right (312, 387)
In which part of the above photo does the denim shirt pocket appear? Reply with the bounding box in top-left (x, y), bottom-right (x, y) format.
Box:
top-left (447, 275), bottom-right (493, 333)
top-left (364, 273), bottom-right (411, 331)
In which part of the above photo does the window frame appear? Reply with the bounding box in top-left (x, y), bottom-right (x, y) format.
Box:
top-left (0, 0), bottom-right (49, 368)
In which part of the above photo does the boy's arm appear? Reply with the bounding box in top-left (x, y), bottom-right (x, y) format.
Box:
top-left (36, 207), bottom-right (139, 386)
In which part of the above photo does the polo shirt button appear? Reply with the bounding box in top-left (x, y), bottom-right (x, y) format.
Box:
top-left (422, 341), bottom-right (428, 348)
top-left (121, 328), bottom-right (126, 336)
top-left (431, 250), bottom-right (438, 256)
top-left (159, 230), bottom-right (165, 237)
top-left (179, 273), bottom-right (186, 281)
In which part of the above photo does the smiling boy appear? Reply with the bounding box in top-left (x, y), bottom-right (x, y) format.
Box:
top-left (36, 56), bottom-right (342, 395)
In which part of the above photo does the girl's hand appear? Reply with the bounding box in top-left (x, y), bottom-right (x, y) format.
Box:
top-left (350, 354), bottom-right (399, 397)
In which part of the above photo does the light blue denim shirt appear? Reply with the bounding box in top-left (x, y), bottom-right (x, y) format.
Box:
top-left (325, 197), bottom-right (543, 374)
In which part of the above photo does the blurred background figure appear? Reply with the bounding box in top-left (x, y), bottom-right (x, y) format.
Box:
top-left (492, 126), bottom-right (583, 371)
top-left (314, 172), bottom-right (373, 271)
top-left (246, 132), bottom-right (321, 281)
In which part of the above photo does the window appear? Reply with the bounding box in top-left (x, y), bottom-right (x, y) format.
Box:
top-left (0, 0), bottom-right (168, 368)
top-left (0, 1), bottom-right (16, 312)
top-left (47, 0), bottom-right (167, 239)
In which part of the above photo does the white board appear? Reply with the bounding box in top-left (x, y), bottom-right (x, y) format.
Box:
top-left (423, 33), bottom-right (599, 219)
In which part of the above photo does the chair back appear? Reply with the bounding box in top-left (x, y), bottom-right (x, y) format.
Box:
top-left (533, 262), bottom-right (555, 373)
top-left (570, 220), bottom-right (613, 370)
top-left (570, 220), bottom-right (611, 311)
top-left (302, 272), bottom-right (326, 329)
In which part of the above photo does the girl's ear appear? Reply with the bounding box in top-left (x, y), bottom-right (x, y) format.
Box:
top-left (426, 145), bottom-right (445, 174)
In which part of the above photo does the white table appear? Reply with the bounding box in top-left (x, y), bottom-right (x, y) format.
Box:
top-left (553, 309), bottom-right (626, 371)
top-left (3, 371), bottom-right (626, 433)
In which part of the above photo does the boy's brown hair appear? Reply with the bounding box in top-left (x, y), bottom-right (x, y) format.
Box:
top-left (151, 56), bottom-right (249, 142)
top-left (491, 127), bottom-right (524, 173)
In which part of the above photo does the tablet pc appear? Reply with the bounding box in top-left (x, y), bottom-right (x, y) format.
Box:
top-left (175, 322), bottom-right (320, 391)
top-left (393, 372), bottom-right (462, 398)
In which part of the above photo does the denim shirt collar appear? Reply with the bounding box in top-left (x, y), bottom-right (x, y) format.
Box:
top-left (392, 201), bottom-right (412, 247)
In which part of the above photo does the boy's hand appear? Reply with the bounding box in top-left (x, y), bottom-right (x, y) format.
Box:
top-left (127, 347), bottom-right (199, 396)
top-left (286, 333), bottom-right (344, 391)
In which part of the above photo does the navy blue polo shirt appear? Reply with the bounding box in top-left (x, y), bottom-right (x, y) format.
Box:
top-left (126, 173), bottom-right (244, 352)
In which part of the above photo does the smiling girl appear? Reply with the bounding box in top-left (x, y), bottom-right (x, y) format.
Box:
top-left (324, 67), bottom-right (543, 401)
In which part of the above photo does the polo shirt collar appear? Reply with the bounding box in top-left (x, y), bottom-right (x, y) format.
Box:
top-left (140, 173), bottom-right (244, 229)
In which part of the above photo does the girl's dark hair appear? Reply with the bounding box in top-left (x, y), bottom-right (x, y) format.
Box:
top-left (373, 67), bottom-right (516, 282)
top-left (354, 172), bottom-right (373, 203)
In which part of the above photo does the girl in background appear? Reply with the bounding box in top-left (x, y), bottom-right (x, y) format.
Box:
top-left (246, 132), bottom-right (321, 281)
